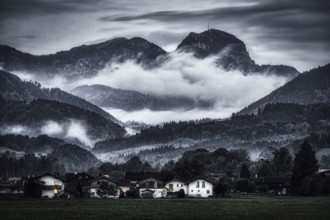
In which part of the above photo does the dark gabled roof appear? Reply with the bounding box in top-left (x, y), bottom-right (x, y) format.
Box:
top-left (318, 169), bottom-right (330, 174)
top-left (88, 176), bottom-right (118, 184)
top-left (125, 172), bottom-right (159, 181)
top-left (188, 178), bottom-right (215, 185)
top-left (118, 179), bottom-right (131, 187)
top-left (65, 172), bottom-right (95, 182)
top-left (139, 177), bottom-right (164, 184)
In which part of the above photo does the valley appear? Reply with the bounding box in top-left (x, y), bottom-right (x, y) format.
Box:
top-left (0, 29), bottom-right (329, 174)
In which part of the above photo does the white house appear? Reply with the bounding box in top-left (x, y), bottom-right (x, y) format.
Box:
top-left (188, 179), bottom-right (213, 198)
top-left (38, 173), bottom-right (64, 198)
top-left (165, 179), bottom-right (188, 194)
top-left (139, 177), bottom-right (167, 198)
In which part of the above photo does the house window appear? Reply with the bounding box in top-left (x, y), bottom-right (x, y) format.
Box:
top-left (198, 190), bottom-right (200, 192)
top-left (207, 190), bottom-right (210, 194)
top-left (169, 184), bottom-right (173, 190)
top-left (196, 181), bottom-right (200, 188)
top-left (177, 184), bottom-right (179, 187)
top-left (191, 190), bottom-right (193, 192)
top-left (202, 181), bottom-right (205, 188)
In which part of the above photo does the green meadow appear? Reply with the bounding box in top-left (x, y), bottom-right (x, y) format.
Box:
top-left (1, 197), bottom-right (330, 220)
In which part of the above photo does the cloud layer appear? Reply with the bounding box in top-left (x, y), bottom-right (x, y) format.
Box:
top-left (12, 51), bottom-right (288, 124)
top-left (84, 52), bottom-right (287, 109)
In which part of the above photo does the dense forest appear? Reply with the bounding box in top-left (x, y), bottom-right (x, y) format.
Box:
top-left (241, 64), bottom-right (330, 114)
top-left (0, 99), bottom-right (125, 141)
top-left (0, 70), bottom-right (118, 121)
top-left (94, 103), bottom-right (330, 152)
top-left (0, 134), bottom-right (99, 176)
top-left (72, 84), bottom-right (213, 111)
top-left (0, 37), bottom-right (166, 79)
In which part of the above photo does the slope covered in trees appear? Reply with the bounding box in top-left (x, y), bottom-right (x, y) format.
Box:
top-left (0, 99), bottom-right (125, 141)
top-left (176, 29), bottom-right (299, 76)
top-left (0, 134), bottom-right (99, 176)
top-left (0, 37), bottom-right (166, 78)
top-left (72, 84), bottom-right (213, 110)
top-left (241, 64), bottom-right (330, 114)
top-left (94, 103), bottom-right (330, 152)
top-left (0, 70), bottom-right (118, 121)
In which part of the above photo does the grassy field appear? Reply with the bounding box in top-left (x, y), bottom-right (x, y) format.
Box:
top-left (0, 197), bottom-right (330, 220)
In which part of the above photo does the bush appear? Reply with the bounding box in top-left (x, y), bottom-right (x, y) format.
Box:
top-left (126, 188), bottom-right (139, 198)
top-left (300, 176), bottom-right (325, 196)
top-left (24, 179), bottom-right (42, 198)
top-left (235, 179), bottom-right (256, 193)
top-left (177, 189), bottom-right (185, 198)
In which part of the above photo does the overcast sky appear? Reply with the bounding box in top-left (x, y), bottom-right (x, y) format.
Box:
top-left (0, 0), bottom-right (329, 72)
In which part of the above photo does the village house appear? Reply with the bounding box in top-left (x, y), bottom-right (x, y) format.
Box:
top-left (317, 169), bottom-right (330, 178)
top-left (255, 177), bottom-right (290, 195)
top-left (165, 178), bottom-right (188, 194)
top-left (38, 173), bottom-right (64, 198)
top-left (187, 178), bottom-right (213, 197)
top-left (139, 177), bottom-right (167, 198)
top-left (64, 172), bottom-right (95, 198)
top-left (89, 176), bottom-right (119, 198)
top-left (0, 177), bottom-right (23, 199)
top-left (125, 172), bottom-right (159, 188)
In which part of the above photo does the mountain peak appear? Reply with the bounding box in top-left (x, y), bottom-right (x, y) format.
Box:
top-left (176, 29), bottom-right (299, 76)
top-left (177, 29), bottom-right (255, 71)
top-left (177, 29), bottom-right (244, 57)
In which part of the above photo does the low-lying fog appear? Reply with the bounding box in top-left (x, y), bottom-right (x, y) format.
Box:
top-left (0, 120), bottom-right (97, 148)
top-left (103, 107), bottom-right (235, 125)
top-left (13, 52), bottom-right (289, 125)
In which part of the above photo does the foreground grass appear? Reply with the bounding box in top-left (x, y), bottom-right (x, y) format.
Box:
top-left (0, 197), bottom-right (330, 220)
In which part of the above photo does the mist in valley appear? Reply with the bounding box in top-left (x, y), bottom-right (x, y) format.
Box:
top-left (12, 51), bottom-right (289, 125)
top-left (0, 120), bottom-right (98, 149)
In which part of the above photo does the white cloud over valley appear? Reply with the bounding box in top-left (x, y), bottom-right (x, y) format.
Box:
top-left (13, 51), bottom-right (289, 124)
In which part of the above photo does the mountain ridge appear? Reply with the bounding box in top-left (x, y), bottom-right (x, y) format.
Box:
top-left (0, 29), bottom-right (299, 78)
top-left (177, 29), bottom-right (299, 77)
top-left (0, 70), bottom-right (119, 122)
top-left (0, 37), bottom-right (166, 78)
top-left (240, 63), bottom-right (330, 114)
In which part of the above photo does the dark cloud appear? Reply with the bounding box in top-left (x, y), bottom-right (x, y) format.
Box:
top-left (96, 0), bottom-right (330, 70)
top-left (0, 0), bottom-right (80, 15)
top-left (0, 0), bottom-right (121, 20)
top-left (11, 35), bottom-right (39, 40)
top-left (0, 0), bottom-right (329, 71)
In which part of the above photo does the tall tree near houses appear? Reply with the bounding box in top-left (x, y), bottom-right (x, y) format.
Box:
top-left (272, 147), bottom-right (293, 177)
top-left (240, 163), bottom-right (251, 179)
top-left (258, 162), bottom-right (274, 177)
top-left (291, 141), bottom-right (318, 194)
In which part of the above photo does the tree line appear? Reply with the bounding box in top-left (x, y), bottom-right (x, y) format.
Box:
top-left (94, 141), bottom-right (330, 196)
